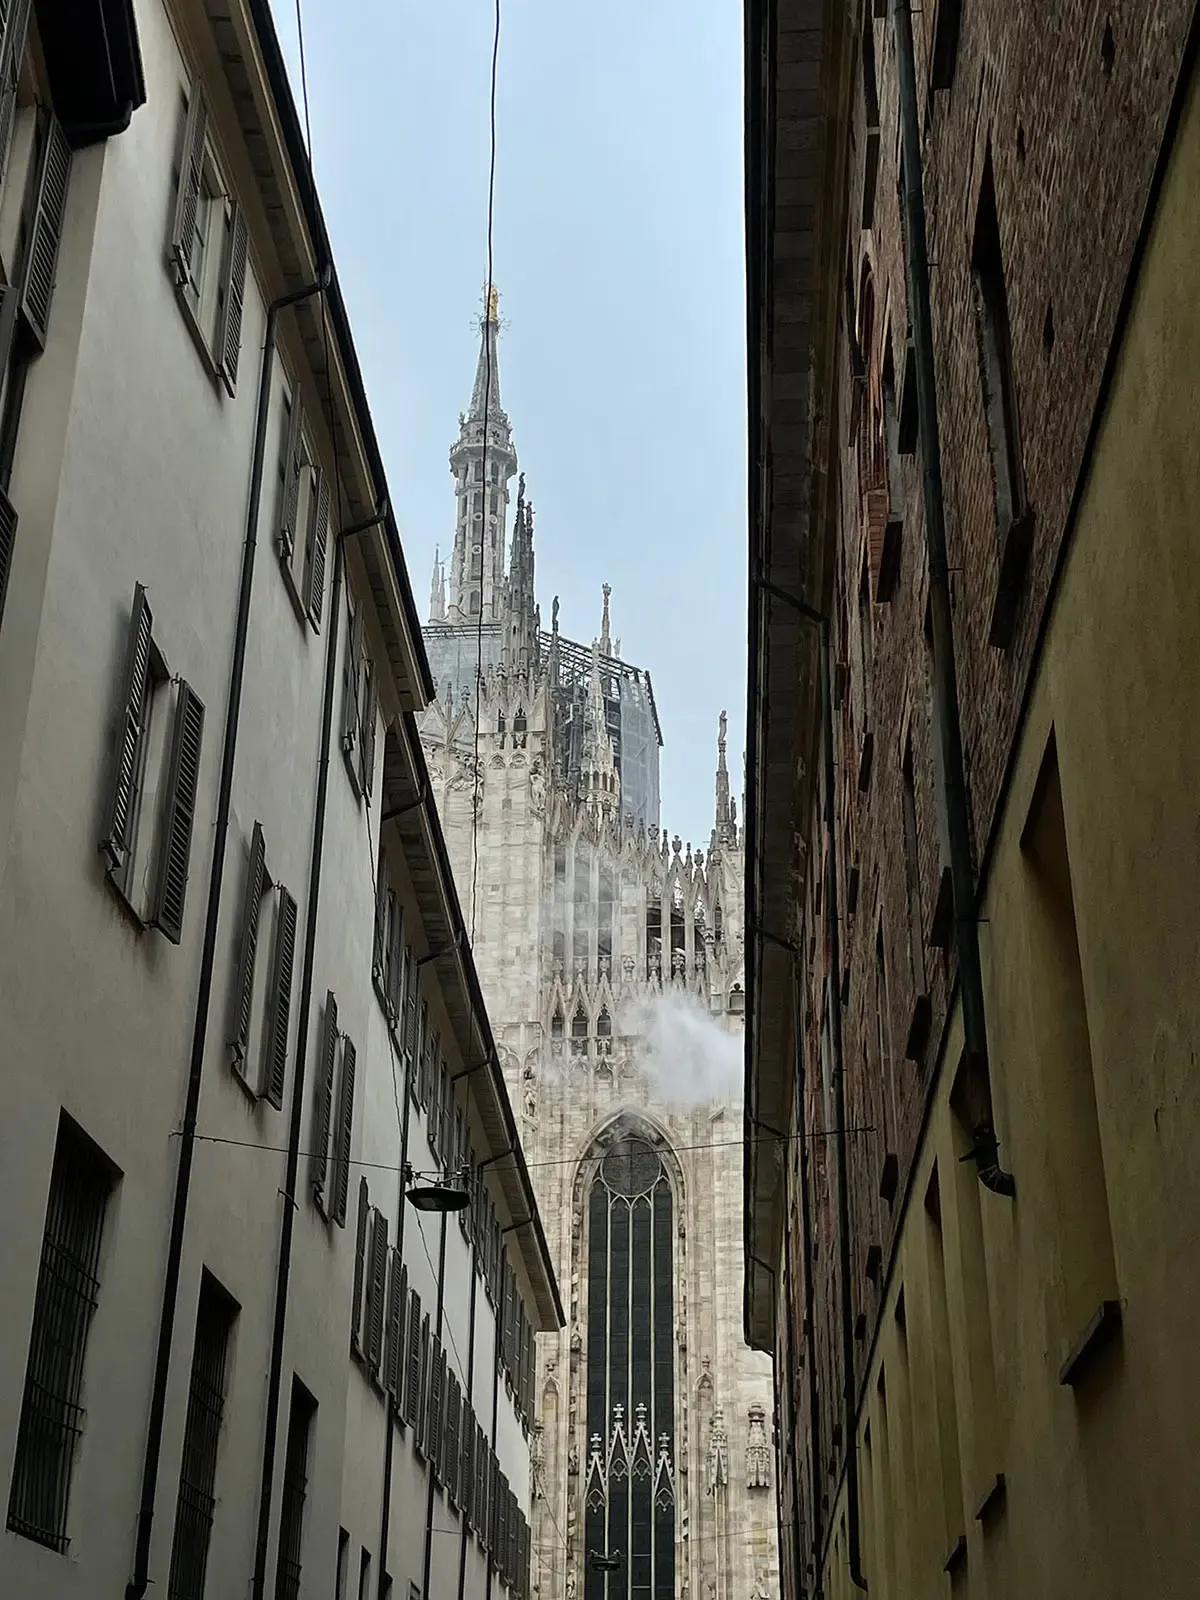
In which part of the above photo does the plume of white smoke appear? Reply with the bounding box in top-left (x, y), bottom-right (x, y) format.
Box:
top-left (619, 989), bottom-right (742, 1108)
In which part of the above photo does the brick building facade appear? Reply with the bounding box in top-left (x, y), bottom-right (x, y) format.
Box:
top-left (744, 2), bottom-right (1200, 1597)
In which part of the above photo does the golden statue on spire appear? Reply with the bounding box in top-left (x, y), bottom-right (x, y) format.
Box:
top-left (486, 282), bottom-right (499, 322)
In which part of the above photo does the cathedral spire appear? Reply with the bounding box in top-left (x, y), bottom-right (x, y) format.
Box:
top-left (503, 473), bottom-right (539, 674)
top-left (447, 286), bottom-right (518, 623)
top-left (430, 548), bottom-right (446, 622)
top-left (599, 583), bottom-right (612, 657)
top-left (715, 710), bottom-right (735, 845)
top-left (579, 641), bottom-right (619, 817)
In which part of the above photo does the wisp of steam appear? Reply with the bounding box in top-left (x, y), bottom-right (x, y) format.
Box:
top-left (619, 990), bottom-right (742, 1108)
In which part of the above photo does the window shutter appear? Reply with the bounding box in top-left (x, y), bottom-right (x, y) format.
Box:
top-left (262, 887), bottom-right (298, 1107)
top-left (331, 1036), bottom-right (356, 1226)
top-left (386, 892), bottom-right (404, 1022)
top-left (101, 585), bottom-right (154, 871)
top-left (0, 0), bottom-right (31, 188)
top-left (403, 1288), bottom-right (423, 1426)
top-left (305, 470), bottom-right (331, 629)
top-left (230, 821), bottom-right (266, 1068)
top-left (341, 602), bottom-right (363, 764)
top-left (428, 1340), bottom-right (445, 1477)
top-left (170, 85), bottom-right (209, 288)
top-left (476, 1429), bottom-right (490, 1549)
top-left (385, 1258), bottom-right (406, 1400)
top-left (19, 113), bottom-right (72, 350)
top-left (444, 1368), bottom-right (461, 1502)
top-left (216, 205), bottom-right (248, 396)
top-left (460, 1400), bottom-right (475, 1527)
top-left (350, 1173), bottom-right (368, 1356)
top-left (0, 476), bottom-right (15, 631)
top-left (359, 658), bottom-right (378, 797)
top-left (372, 855), bottom-right (387, 988)
top-left (150, 680), bottom-right (205, 943)
top-left (365, 1208), bottom-right (388, 1376)
top-left (310, 994), bottom-right (337, 1206)
top-left (416, 1314), bottom-right (431, 1454)
top-left (277, 394), bottom-right (304, 560)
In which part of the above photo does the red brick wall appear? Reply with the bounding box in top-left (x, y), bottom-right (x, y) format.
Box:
top-left (776, 0), bottom-right (1196, 1566)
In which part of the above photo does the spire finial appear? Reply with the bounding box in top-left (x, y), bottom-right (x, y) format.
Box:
top-left (430, 547), bottom-right (446, 622)
top-left (485, 281), bottom-right (499, 323)
top-left (715, 709), bottom-right (733, 840)
top-left (600, 583), bottom-right (612, 656)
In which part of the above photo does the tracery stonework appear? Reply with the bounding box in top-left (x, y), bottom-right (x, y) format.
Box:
top-left (419, 307), bottom-right (778, 1600)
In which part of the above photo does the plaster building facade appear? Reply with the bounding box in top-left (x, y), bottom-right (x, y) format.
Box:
top-left (0, 3), bottom-right (558, 1599)
top-left (744, 2), bottom-right (1200, 1599)
top-left (419, 316), bottom-right (780, 1600)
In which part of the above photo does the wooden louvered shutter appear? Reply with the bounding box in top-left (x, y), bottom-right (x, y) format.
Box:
top-left (403, 1288), bottom-right (422, 1426)
top-left (170, 85), bottom-right (208, 288)
top-left (277, 393), bottom-right (304, 561)
top-left (305, 470), bottom-right (331, 629)
top-left (359, 657), bottom-right (378, 797)
top-left (416, 1314), bottom-right (431, 1453)
top-left (310, 993), bottom-right (338, 1206)
top-left (365, 1208), bottom-right (388, 1376)
top-left (331, 1036), bottom-right (356, 1226)
top-left (386, 892), bottom-right (404, 1022)
top-left (0, 0), bottom-right (31, 188)
top-left (350, 1175), bottom-right (369, 1355)
top-left (371, 855), bottom-right (387, 989)
top-left (19, 113), bottom-right (71, 350)
top-left (460, 1399), bottom-right (475, 1527)
top-left (216, 206), bottom-right (248, 396)
top-left (101, 585), bottom-right (153, 871)
top-left (341, 602), bottom-right (363, 762)
top-left (230, 821), bottom-right (266, 1068)
top-left (150, 681), bottom-right (205, 943)
top-left (385, 1258), bottom-right (406, 1400)
top-left (428, 1339), bottom-right (444, 1476)
top-left (443, 1368), bottom-right (459, 1500)
top-left (262, 887), bottom-right (297, 1107)
top-left (0, 471), bottom-right (15, 630)
top-left (477, 1428), bottom-right (490, 1549)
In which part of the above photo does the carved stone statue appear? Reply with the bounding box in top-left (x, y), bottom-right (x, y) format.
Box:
top-left (745, 1401), bottom-right (771, 1490)
top-left (570, 1323), bottom-right (583, 1356)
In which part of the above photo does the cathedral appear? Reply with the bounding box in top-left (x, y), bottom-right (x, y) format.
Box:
top-left (418, 300), bottom-right (778, 1600)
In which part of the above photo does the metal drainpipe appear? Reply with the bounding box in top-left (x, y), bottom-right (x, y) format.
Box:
top-left (377, 1039), bottom-right (416, 1599)
top-left (126, 272), bottom-right (327, 1600)
top-left (792, 968), bottom-right (824, 1597)
top-left (890, 0), bottom-right (1015, 1198)
top-left (815, 620), bottom-right (868, 1592)
top-left (455, 1235), bottom-right (481, 1600)
top-left (421, 1210), bottom-right (451, 1600)
top-left (250, 499), bottom-right (388, 1600)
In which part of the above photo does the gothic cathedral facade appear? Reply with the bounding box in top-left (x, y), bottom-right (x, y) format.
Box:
top-left (419, 305), bottom-right (778, 1600)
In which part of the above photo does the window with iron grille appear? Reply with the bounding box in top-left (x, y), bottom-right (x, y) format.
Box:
top-left (167, 1272), bottom-right (237, 1600)
top-left (274, 1379), bottom-right (316, 1600)
top-left (7, 1116), bottom-right (115, 1552)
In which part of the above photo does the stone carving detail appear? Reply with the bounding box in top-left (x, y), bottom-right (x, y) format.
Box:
top-left (745, 1402), bottom-right (771, 1489)
top-left (707, 1406), bottom-right (729, 1494)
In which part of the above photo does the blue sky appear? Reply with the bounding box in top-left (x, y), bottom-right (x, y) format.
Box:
top-left (272, 0), bottom-right (746, 849)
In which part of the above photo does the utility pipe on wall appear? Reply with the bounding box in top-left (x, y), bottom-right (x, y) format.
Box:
top-left (889, 0), bottom-right (1015, 1197)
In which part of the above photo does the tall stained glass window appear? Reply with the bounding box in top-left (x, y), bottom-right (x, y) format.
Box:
top-left (584, 1131), bottom-right (675, 1600)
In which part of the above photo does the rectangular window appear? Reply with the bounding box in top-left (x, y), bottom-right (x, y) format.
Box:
top-left (167, 1272), bottom-right (238, 1600)
top-left (274, 1380), bottom-right (316, 1600)
top-left (228, 821), bottom-right (298, 1109)
top-left (922, 1167), bottom-right (964, 1558)
top-left (169, 82), bottom-right (248, 395)
top-left (274, 379), bottom-right (331, 630)
top-left (336, 1528), bottom-right (350, 1600)
top-left (1021, 734), bottom-right (1120, 1383)
top-left (358, 1548), bottom-right (372, 1600)
top-left (972, 148), bottom-right (1032, 648)
top-left (372, 855), bottom-right (406, 1028)
top-left (101, 585), bottom-right (206, 941)
top-left (310, 993), bottom-right (356, 1225)
top-left (7, 1116), bottom-right (116, 1551)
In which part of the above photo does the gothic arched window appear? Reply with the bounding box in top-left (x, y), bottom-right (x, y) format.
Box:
top-left (584, 1131), bottom-right (675, 1600)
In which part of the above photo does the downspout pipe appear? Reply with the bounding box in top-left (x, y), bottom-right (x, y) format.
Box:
top-left (377, 1035), bottom-right (415, 1600)
top-left (251, 497), bottom-right (388, 1600)
top-left (126, 272), bottom-right (328, 1600)
top-left (793, 968), bottom-right (824, 1596)
top-left (751, 576), bottom-right (865, 1588)
top-left (420, 1209), bottom-right (450, 1600)
top-left (455, 1236), bottom-right (481, 1600)
top-left (890, 0), bottom-right (1015, 1198)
